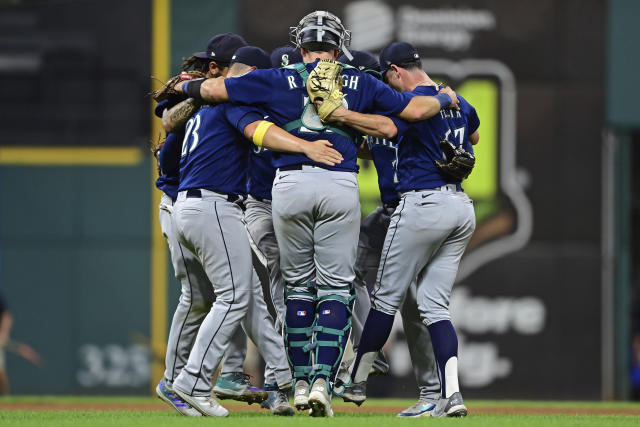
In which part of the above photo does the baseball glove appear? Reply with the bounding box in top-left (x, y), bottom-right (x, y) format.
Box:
top-left (435, 139), bottom-right (476, 181)
top-left (150, 135), bottom-right (165, 176)
top-left (151, 71), bottom-right (206, 102)
top-left (307, 59), bottom-right (345, 122)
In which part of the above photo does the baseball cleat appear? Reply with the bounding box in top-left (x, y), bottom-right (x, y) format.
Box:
top-left (213, 372), bottom-right (268, 404)
top-left (308, 378), bottom-right (333, 417)
top-left (341, 380), bottom-right (366, 406)
top-left (155, 378), bottom-right (202, 417)
top-left (261, 390), bottom-right (295, 416)
top-left (173, 387), bottom-right (229, 417)
top-left (430, 392), bottom-right (468, 418)
top-left (294, 379), bottom-right (310, 410)
top-left (397, 398), bottom-right (437, 417)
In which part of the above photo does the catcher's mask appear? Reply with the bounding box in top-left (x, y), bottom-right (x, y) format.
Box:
top-left (290, 10), bottom-right (353, 60)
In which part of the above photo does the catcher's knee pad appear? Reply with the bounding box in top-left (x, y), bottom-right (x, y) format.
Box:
top-left (308, 286), bottom-right (355, 386)
top-left (283, 282), bottom-right (317, 382)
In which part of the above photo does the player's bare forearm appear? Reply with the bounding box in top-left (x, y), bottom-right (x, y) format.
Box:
top-left (327, 106), bottom-right (397, 139)
top-left (398, 87), bottom-right (460, 122)
top-left (162, 98), bottom-right (202, 133)
top-left (470, 130), bottom-right (480, 145)
top-left (175, 77), bottom-right (229, 103)
top-left (244, 121), bottom-right (344, 166)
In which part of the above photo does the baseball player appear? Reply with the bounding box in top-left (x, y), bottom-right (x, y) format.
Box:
top-left (336, 50), bottom-right (442, 417)
top-left (154, 38), bottom-right (312, 416)
top-left (242, 46), bottom-right (304, 414)
top-left (168, 45), bottom-right (343, 417)
top-left (0, 289), bottom-right (11, 395)
top-left (154, 34), bottom-right (272, 417)
top-left (170, 10), bottom-right (459, 417)
top-left (270, 46), bottom-right (303, 69)
top-left (239, 46), bottom-right (304, 414)
top-left (243, 46), bottom-right (304, 335)
top-left (329, 42), bottom-right (479, 417)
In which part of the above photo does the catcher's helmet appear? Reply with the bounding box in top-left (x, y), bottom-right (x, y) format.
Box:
top-left (290, 11), bottom-right (353, 60)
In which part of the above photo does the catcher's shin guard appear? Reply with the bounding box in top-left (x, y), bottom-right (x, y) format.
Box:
top-left (283, 283), bottom-right (317, 384)
top-left (308, 287), bottom-right (355, 389)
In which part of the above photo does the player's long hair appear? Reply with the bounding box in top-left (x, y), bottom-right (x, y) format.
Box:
top-left (181, 55), bottom-right (209, 73)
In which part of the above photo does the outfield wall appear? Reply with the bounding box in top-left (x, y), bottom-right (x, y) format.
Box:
top-left (0, 0), bottom-right (613, 399)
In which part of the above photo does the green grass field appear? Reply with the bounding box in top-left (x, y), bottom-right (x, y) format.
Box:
top-left (1, 396), bottom-right (640, 426)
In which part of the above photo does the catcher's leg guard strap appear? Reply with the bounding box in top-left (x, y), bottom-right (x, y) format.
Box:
top-left (284, 283), bottom-right (317, 382)
top-left (309, 292), bottom-right (355, 385)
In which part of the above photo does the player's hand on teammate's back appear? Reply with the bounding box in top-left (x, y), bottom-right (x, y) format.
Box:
top-left (302, 140), bottom-right (344, 166)
top-left (439, 86), bottom-right (460, 110)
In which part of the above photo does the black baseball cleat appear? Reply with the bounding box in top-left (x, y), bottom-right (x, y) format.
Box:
top-left (430, 392), bottom-right (468, 417)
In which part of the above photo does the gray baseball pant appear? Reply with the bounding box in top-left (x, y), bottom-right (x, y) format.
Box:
top-left (372, 186), bottom-right (476, 325)
top-left (352, 204), bottom-right (440, 399)
top-left (271, 167), bottom-right (360, 299)
top-left (159, 194), bottom-right (246, 383)
top-left (244, 196), bottom-right (286, 330)
top-left (171, 190), bottom-right (290, 396)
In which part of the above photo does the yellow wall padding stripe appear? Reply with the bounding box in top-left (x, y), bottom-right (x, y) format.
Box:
top-left (0, 146), bottom-right (143, 166)
top-left (150, 0), bottom-right (171, 390)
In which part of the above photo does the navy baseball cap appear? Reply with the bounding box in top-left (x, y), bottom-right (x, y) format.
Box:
top-left (379, 42), bottom-right (421, 75)
top-left (270, 46), bottom-right (303, 68)
top-left (193, 33), bottom-right (248, 64)
top-left (231, 46), bottom-right (271, 69)
top-left (338, 50), bottom-right (382, 79)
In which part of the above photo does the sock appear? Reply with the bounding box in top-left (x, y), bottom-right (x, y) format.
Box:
top-left (285, 299), bottom-right (316, 382)
top-left (314, 300), bottom-right (350, 381)
top-left (351, 309), bottom-right (394, 383)
top-left (427, 320), bottom-right (459, 398)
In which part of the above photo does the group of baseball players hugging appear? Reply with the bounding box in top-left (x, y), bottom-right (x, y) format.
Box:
top-left (151, 10), bottom-right (479, 419)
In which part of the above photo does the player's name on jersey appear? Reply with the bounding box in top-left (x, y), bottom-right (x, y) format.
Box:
top-left (440, 109), bottom-right (463, 119)
top-left (287, 74), bottom-right (360, 91)
top-left (367, 136), bottom-right (395, 148)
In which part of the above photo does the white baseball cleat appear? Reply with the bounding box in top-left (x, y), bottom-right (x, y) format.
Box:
top-left (308, 378), bottom-right (333, 417)
top-left (294, 379), bottom-right (310, 410)
top-left (173, 387), bottom-right (229, 417)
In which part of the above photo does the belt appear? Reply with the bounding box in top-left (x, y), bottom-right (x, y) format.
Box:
top-left (186, 188), bottom-right (241, 203)
top-left (279, 163), bottom-right (325, 171)
top-left (383, 201), bottom-right (399, 210)
top-left (410, 184), bottom-right (462, 192)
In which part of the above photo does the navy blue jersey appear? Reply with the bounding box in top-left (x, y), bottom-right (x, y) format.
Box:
top-left (365, 136), bottom-right (400, 205)
top-left (156, 131), bottom-right (182, 200)
top-left (154, 98), bottom-right (183, 200)
top-left (224, 60), bottom-right (411, 173)
top-left (247, 146), bottom-right (276, 200)
top-left (178, 103), bottom-right (262, 195)
top-left (392, 85), bottom-right (479, 192)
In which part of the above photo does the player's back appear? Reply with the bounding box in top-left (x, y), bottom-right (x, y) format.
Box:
top-left (224, 60), bottom-right (410, 173)
top-left (178, 103), bottom-right (258, 196)
top-left (394, 86), bottom-right (479, 192)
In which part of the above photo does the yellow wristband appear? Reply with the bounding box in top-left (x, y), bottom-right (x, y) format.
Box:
top-left (253, 121), bottom-right (274, 147)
